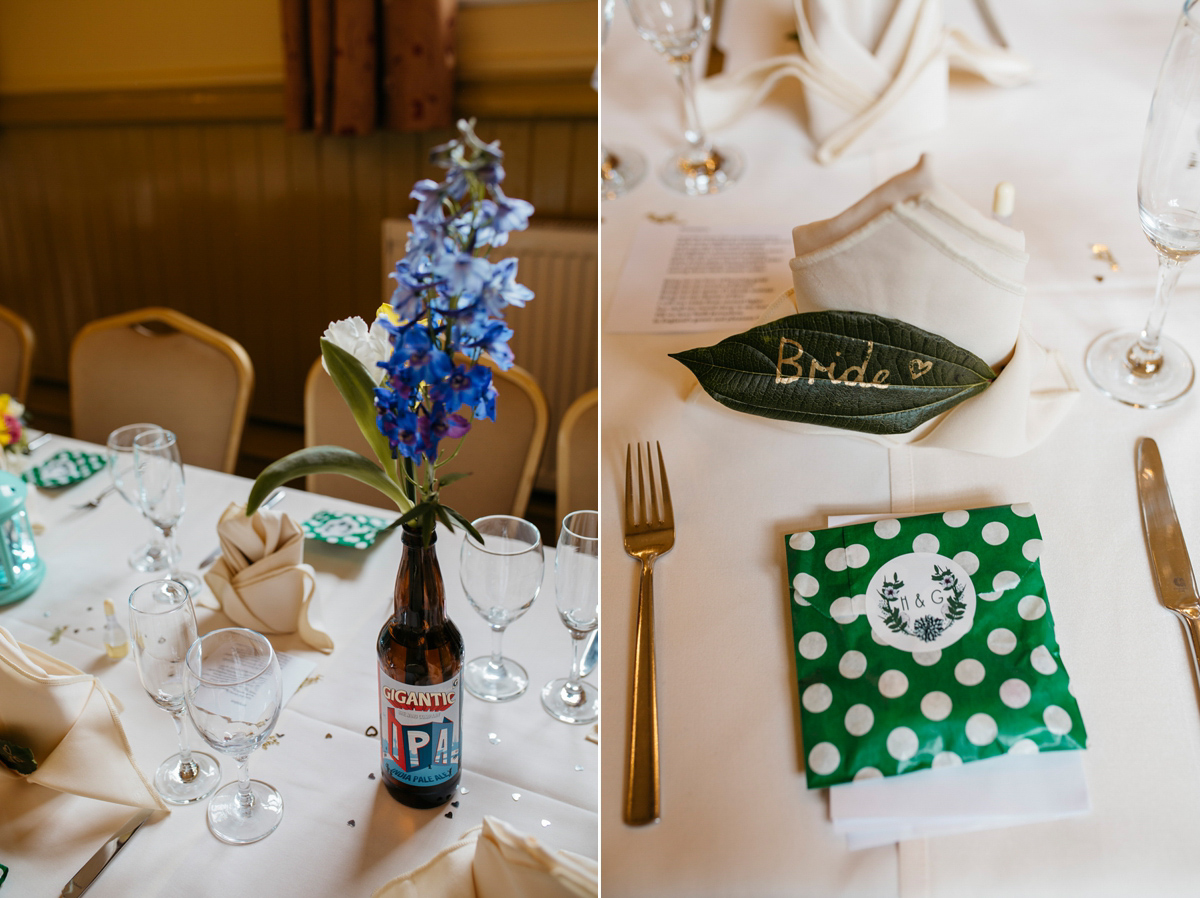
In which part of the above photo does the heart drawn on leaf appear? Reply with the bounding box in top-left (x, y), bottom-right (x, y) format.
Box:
top-left (909, 358), bottom-right (934, 380)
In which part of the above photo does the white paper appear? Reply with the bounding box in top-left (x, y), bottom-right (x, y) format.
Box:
top-left (605, 223), bottom-right (793, 333)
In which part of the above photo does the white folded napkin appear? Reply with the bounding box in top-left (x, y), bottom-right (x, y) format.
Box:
top-left (688, 155), bottom-right (1078, 457)
top-left (0, 625), bottom-right (166, 810)
top-left (371, 817), bottom-right (598, 898)
top-left (696, 0), bottom-right (1034, 163)
top-left (202, 503), bottom-right (332, 653)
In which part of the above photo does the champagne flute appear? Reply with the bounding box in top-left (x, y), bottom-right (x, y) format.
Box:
top-left (625, 0), bottom-right (742, 195)
top-left (1086, 2), bottom-right (1200, 406)
top-left (541, 511), bottom-right (599, 725)
top-left (184, 628), bottom-right (284, 844)
top-left (128, 579), bottom-right (221, 804)
top-left (601, 0), bottom-right (647, 200)
top-left (132, 428), bottom-right (202, 597)
top-left (107, 424), bottom-right (171, 573)
top-left (459, 515), bottom-right (545, 702)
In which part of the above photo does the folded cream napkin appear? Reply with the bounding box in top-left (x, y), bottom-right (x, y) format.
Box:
top-left (371, 817), bottom-right (598, 898)
top-left (696, 0), bottom-right (1033, 163)
top-left (687, 156), bottom-right (1078, 456)
top-left (0, 626), bottom-right (166, 810)
top-left (202, 503), bottom-right (333, 653)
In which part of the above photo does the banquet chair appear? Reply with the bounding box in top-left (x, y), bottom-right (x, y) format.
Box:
top-left (69, 307), bottom-right (254, 473)
top-left (0, 305), bottom-right (35, 403)
top-left (305, 355), bottom-right (549, 522)
top-left (555, 389), bottom-right (598, 529)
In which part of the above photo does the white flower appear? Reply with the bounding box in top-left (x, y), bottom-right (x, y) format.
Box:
top-left (322, 317), bottom-right (392, 384)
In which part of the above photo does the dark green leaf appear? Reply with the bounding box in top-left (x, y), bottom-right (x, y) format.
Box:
top-left (437, 471), bottom-right (473, 489)
top-left (444, 506), bottom-right (484, 544)
top-left (247, 446), bottom-right (410, 513)
top-left (0, 737), bottom-right (36, 775)
top-left (669, 310), bottom-right (996, 435)
top-left (320, 339), bottom-right (397, 476)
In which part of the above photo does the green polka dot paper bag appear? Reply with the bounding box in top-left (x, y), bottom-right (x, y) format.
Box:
top-left (785, 504), bottom-right (1086, 789)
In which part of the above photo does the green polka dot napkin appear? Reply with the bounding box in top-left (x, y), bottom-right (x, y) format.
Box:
top-left (21, 450), bottom-right (106, 489)
top-left (785, 504), bottom-right (1086, 789)
top-left (301, 510), bottom-right (392, 549)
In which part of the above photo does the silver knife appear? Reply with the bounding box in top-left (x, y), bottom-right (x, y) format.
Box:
top-left (1136, 437), bottom-right (1200, 683)
top-left (61, 810), bottom-right (152, 897)
top-left (973, 0), bottom-right (1009, 49)
top-left (199, 487), bottom-right (286, 569)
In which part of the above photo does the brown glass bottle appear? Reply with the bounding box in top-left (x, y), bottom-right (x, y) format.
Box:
top-left (377, 525), bottom-right (464, 808)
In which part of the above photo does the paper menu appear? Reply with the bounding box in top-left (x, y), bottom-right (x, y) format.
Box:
top-left (606, 223), bottom-right (793, 333)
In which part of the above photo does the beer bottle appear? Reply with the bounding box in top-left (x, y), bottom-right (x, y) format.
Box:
top-left (377, 525), bottom-right (464, 808)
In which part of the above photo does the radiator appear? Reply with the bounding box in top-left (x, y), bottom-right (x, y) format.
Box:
top-left (382, 219), bottom-right (598, 491)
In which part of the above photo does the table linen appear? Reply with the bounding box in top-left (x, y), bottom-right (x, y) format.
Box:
top-left (0, 438), bottom-right (596, 897)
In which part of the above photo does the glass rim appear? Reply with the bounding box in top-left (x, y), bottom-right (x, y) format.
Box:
top-left (132, 427), bottom-right (176, 451)
top-left (106, 422), bottom-right (164, 451)
top-left (465, 514), bottom-right (543, 554)
top-left (561, 510), bottom-right (599, 542)
top-left (185, 627), bottom-right (275, 686)
top-left (128, 578), bottom-right (192, 615)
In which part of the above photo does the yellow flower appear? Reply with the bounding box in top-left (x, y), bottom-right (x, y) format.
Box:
top-left (376, 303), bottom-right (400, 326)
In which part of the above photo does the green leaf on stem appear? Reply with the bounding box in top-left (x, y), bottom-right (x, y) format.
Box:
top-left (246, 446), bottom-right (411, 514)
top-left (320, 339), bottom-right (398, 477)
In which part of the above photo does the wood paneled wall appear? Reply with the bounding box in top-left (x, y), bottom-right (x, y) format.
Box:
top-left (0, 115), bottom-right (597, 429)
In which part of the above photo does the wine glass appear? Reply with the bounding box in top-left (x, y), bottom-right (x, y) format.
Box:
top-left (459, 515), bottom-right (545, 702)
top-left (1086, 4), bottom-right (1200, 406)
top-left (107, 424), bottom-right (171, 573)
top-left (128, 579), bottom-right (221, 805)
top-left (184, 628), bottom-right (284, 845)
top-left (132, 428), bottom-right (202, 597)
top-left (541, 511), bottom-right (599, 725)
top-left (601, 0), bottom-right (647, 200)
top-left (625, 0), bottom-right (742, 195)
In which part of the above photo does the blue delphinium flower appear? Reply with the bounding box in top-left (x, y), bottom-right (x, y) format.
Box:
top-left (372, 118), bottom-right (534, 486)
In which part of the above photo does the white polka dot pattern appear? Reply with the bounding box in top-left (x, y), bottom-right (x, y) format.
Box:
top-left (809, 742), bottom-right (840, 775)
top-left (965, 713), bottom-right (998, 746)
top-left (886, 727), bottom-right (919, 761)
top-left (844, 704), bottom-right (874, 736)
top-left (798, 632), bottom-right (827, 660)
top-left (878, 670), bottom-right (908, 698)
top-left (802, 683), bottom-right (832, 713)
top-left (838, 650), bottom-right (867, 679)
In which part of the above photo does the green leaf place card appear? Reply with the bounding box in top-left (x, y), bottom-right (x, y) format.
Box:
top-left (671, 310), bottom-right (996, 435)
top-left (302, 510), bottom-right (392, 549)
top-left (21, 450), bottom-right (106, 489)
top-left (785, 504), bottom-right (1086, 790)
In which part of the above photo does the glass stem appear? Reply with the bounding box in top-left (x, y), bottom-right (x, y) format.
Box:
top-left (670, 53), bottom-right (711, 157)
top-left (171, 708), bottom-right (198, 782)
top-left (235, 756), bottom-right (255, 815)
top-left (560, 631), bottom-right (589, 707)
top-left (489, 625), bottom-right (507, 672)
top-left (1131, 254), bottom-right (1187, 374)
top-left (160, 525), bottom-right (182, 578)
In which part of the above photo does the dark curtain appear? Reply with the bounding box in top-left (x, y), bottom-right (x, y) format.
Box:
top-left (281, 0), bottom-right (456, 135)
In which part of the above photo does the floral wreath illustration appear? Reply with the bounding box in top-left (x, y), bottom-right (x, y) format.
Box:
top-left (877, 565), bottom-right (969, 643)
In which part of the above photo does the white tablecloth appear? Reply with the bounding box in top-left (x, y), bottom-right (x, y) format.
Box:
top-left (0, 438), bottom-right (596, 897)
top-left (600, 0), bottom-right (1200, 894)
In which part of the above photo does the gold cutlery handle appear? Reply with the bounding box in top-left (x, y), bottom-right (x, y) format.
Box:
top-left (625, 555), bottom-right (660, 825)
top-left (1174, 608), bottom-right (1200, 693)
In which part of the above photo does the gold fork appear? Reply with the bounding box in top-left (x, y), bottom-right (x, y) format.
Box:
top-left (623, 442), bottom-right (674, 826)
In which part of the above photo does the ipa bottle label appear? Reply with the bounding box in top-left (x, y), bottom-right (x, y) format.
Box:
top-left (378, 670), bottom-right (462, 788)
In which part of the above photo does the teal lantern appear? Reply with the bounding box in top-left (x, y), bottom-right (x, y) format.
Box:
top-left (0, 470), bottom-right (45, 604)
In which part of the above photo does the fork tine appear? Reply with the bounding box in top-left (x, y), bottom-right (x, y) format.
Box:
top-left (637, 443), bottom-right (648, 526)
top-left (625, 444), bottom-right (634, 528)
top-left (645, 442), bottom-right (660, 524)
top-left (656, 441), bottom-right (674, 527)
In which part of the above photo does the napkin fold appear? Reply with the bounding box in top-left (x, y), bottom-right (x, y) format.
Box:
top-left (696, 0), bottom-right (1033, 163)
top-left (202, 503), bottom-right (332, 653)
top-left (371, 817), bottom-right (598, 898)
top-left (0, 625), bottom-right (166, 810)
top-left (688, 156), bottom-right (1078, 457)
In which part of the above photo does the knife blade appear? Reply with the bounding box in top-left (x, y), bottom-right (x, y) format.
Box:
top-left (61, 810), bottom-right (152, 897)
top-left (973, 0), bottom-right (1009, 49)
top-left (1135, 437), bottom-right (1200, 678)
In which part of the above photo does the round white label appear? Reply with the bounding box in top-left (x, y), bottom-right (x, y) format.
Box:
top-left (864, 553), bottom-right (976, 653)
